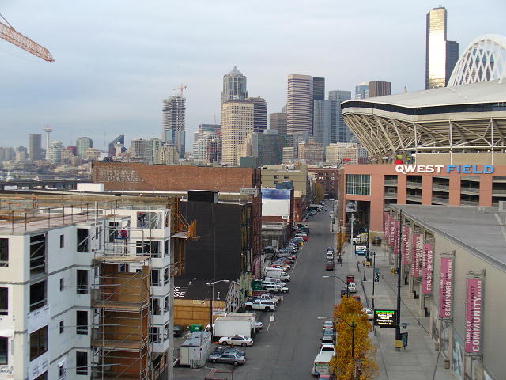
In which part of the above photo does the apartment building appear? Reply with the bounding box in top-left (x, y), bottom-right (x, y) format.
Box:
top-left (0, 200), bottom-right (176, 379)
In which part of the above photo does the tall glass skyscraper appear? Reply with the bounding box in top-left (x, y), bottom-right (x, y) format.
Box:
top-left (287, 74), bottom-right (313, 136)
top-left (162, 95), bottom-right (186, 158)
top-left (425, 7), bottom-right (459, 89)
top-left (328, 90), bottom-right (352, 143)
top-left (221, 66), bottom-right (248, 104)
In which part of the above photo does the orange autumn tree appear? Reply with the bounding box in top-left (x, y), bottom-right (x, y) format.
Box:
top-left (330, 297), bottom-right (378, 379)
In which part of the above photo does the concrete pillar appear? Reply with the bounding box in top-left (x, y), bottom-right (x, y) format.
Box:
top-left (479, 174), bottom-right (493, 206)
top-left (422, 176), bottom-right (433, 205)
top-left (448, 175), bottom-right (461, 206)
top-left (397, 174), bottom-right (407, 204)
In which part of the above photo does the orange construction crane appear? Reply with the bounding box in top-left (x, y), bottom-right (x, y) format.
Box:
top-left (0, 12), bottom-right (54, 62)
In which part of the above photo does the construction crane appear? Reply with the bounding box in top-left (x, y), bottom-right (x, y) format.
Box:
top-left (0, 12), bottom-right (54, 62)
top-left (172, 83), bottom-right (187, 97)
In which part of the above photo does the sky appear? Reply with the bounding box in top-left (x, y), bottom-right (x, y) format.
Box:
top-left (1, 0), bottom-right (505, 150)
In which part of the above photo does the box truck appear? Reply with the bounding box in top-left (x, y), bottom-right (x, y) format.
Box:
top-left (213, 313), bottom-right (256, 338)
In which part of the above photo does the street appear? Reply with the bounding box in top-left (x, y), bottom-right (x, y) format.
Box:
top-left (174, 206), bottom-right (337, 379)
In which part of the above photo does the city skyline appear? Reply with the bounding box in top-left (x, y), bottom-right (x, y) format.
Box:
top-left (0, 1), bottom-right (504, 148)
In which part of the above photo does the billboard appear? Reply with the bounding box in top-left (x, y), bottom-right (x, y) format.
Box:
top-left (374, 309), bottom-right (397, 328)
top-left (439, 255), bottom-right (454, 319)
top-left (261, 188), bottom-right (291, 218)
top-left (465, 277), bottom-right (483, 354)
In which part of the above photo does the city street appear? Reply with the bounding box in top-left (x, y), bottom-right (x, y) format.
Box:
top-left (174, 206), bottom-right (337, 379)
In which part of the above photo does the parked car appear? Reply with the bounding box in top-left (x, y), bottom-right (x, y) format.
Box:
top-left (347, 282), bottom-right (357, 293)
top-left (208, 351), bottom-right (246, 366)
top-left (355, 245), bottom-right (368, 256)
top-left (326, 247), bottom-right (335, 253)
top-left (218, 335), bottom-right (254, 347)
top-left (321, 329), bottom-right (335, 345)
top-left (363, 308), bottom-right (374, 320)
top-left (322, 321), bottom-right (334, 330)
top-left (263, 283), bottom-right (289, 294)
top-left (245, 299), bottom-right (276, 311)
top-left (326, 251), bottom-right (334, 260)
top-left (254, 321), bottom-right (263, 330)
top-left (320, 344), bottom-right (336, 355)
top-left (325, 260), bottom-right (334, 271)
top-left (210, 346), bottom-right (245, 358)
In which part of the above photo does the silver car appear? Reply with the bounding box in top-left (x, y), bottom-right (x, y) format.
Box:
top-left (208, 351), bottom-right (246, 366)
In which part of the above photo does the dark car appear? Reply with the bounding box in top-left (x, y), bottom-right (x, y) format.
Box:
top-left (325, 261), bottom-right (334, 271)
top-left (210, 346), bottom-right (245, 358)
top-left (173, 325), bottom-right (185, 337)
top-left (208, 351), bottom-right (246, 366)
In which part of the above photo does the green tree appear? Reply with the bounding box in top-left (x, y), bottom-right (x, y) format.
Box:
top-left (330, 297), bottom-right (378, 379)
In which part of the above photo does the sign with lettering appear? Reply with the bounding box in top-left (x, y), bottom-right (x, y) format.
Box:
top-left (422, 243), bottom-right (434, 294)
top-left (465, 277), bottom-right (483, 354)
top-left (401, 225), bottom-right (410, 264)
top-left (395, 164), bottom-right (494, 174)
top-left (411, 233), bottom-right (422, 278)
top-left (439, 256), bottom-right (454, 319)
top-left (374, 309), bottom-right (397, 328)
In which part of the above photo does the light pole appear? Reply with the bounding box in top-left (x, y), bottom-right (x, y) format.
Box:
top-left (371, 251), bottom-right (377, 310)
top-left (206, 280), bottom-right (230, 337)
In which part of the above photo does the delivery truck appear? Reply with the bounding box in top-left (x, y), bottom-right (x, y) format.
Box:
top-left (213, 313), bottom-right (256, 338)
top-left (311, 351), bottom-right (334, 377)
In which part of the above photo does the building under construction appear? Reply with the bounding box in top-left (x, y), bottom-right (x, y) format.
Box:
top-left (0, 193), bottom-right (195, 379)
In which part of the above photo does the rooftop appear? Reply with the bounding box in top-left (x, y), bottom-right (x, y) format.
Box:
top-left (392, 205), bottom-right (506, 270)
top-left (342, 79), bottom-right (506, 110)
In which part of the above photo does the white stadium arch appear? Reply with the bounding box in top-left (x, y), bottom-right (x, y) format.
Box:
top-left (449, 34), bottom-right (506, 86)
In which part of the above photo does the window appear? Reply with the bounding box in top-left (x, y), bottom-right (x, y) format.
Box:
top-left (30, 281), bottom-right (47, 312)
top-left (0, 238), bottom-right (8, 267)
top-left (77, 270), bottom-right (88, 294)
top-left (137, 212), bottom-right (160, 229)
top-left (30, 326), bottom-right (48, 361)
top-left (164, 240), bottom-right (170, 256)
top-left (59, 234), bottom-right (64, 248)
top-left (164, 296), bottom-right (170, 313)
top-left (164, 322), bottom-right (169, 340)
top-left (118, 264), bottom-right (128, 272)
top-left (77, 229), bottom-right (89, 252)
top-left (151, 270), bottom-right (160, 286)
top-left (0, 288), bottom-right (7, 315)
top-left (59, 321), bottom-right (64, 334)
top-left (346, 174), bottom-right (370, 195)
top-left (151, 298), bottom-right (161, 315)
top-left (136, 241), bottom-right (161, 258)
top-left (59, 278), bottom-right (64, 291)
top-left (0, 337), bottom-right (7, 365)
top-left (149, 327), bottom-right (160, 343)
top-left (76, 311), bottom-right (88, 335)
top-left (76, 351), bottom-right (88, 375)
top-left (108, 222), bottom-right (119, 243)
top-left (30, 234), bottom-right (46, 274)
top-left (164, 268), bottom-right (169, 285)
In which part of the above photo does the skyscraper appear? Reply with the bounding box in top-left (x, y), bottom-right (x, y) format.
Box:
top-left (76, 137), bottom-right (93, 158)
top-left (221, 66), bottom-right (248, 104)
top-left (287, 74), bottom-right (313, 135)
top-left (312, 77), bottom-right (325, 101)
top-left (354, 83), bottom-right (369, 99)
top-left (425, 7), bottom-right (459, 89)
top-left (328, 90), bottom-right (352, 142)
top-left (251, 130), bottom-right (284, 166)
top-left (248, 97), bottom-right (268, 132)
top-left (221, 100), bottom-right (255, 166)
top-left (47, 141), bottom-right (64, 164)
top-left (368, 81), bottom-right (392, 97)
top-left (270, 113), bottom-right (287, 135)
top-left (193, 124), bottom-right (221, 164)
top-left (162, 95), bottom-right (186, 158)
top-left (312, 100), bottom-right (335, 147)
top-left (28, 134), bottom-right (42, 161)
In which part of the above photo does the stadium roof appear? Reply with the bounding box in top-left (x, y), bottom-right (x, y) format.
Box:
top-left (342, 79), bottom-right (506, 111)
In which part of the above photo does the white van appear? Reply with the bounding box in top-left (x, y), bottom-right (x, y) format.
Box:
top-left (265, 270), bottom-right (290, 281)
top-left (311, 351), bottom-right (334, 376)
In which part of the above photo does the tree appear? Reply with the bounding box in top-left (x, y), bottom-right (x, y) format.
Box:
top-left (330, 297), bottom-right (378, 380)
top-left (314, 182), bottom-right (325, 203)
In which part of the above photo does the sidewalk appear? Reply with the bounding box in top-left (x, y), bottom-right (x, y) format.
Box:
top-left (339, 243), bottom-right (455, 380)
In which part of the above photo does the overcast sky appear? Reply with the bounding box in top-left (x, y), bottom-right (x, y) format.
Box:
top-left (1, 0), bottom-right (505, 150)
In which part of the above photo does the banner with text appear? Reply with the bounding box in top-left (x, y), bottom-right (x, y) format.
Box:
top-left (439, 256), bottom-right (454, 319)
top-left (411, 233), bottom-right (422, 278)
top-left (465, 277), bottom-right (483, 354)
top-left (402, 225), bottom-right (410, 264)
top-left (422, 243), bottom-right (434, 294)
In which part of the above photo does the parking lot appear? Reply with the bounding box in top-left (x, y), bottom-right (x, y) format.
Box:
top-left (174, 201), bottom-right (336, 379)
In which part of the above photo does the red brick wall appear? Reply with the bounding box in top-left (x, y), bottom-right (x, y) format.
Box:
top-left (92, 162), bottom-right (260, 192)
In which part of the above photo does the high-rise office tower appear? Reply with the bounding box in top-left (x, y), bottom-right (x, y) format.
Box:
top-left (28, 134), bottom-right (42, 161)
top-left (193, 124), bottom-right (221, 164)
top-left (425, 7), bottom-right (459, 89)
top-left (108, 135), bottom-right (124, 157)
top-left (287, 74), bottom-right (313, 135)
top-left (354, 83), bottom-right (369, 99)
top-left (47, 141), bottom-right (64, 164)
top-left (313, 100), bottom-right (336, 147)
top-left (76, 137), bottom-right (93, 158)
top-left (368, 81), bottom-right (392, 97)
top-left (248, 97), bottom-right (268, 132)
top-left (221, 100), bottom-right (255, 166)
top-left (328, 90), bottom-right (352, 142)
top-left (162, 95), bottom-right (186, 158)
top-left (270, 113), bottom-right (287, 135)
top-left (251, 130), bottom-right (284, 166)
top-left (312, 77), bottom-right (325, 101)
top-left (221, 66), bottom-right (248, 104)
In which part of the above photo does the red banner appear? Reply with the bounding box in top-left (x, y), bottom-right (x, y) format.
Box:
top-left (439, 256), bottom-right (453, 319)
top-left (422, 243), bottom-right (434, 294)
top-left (401, 225), bottom-right (410, 264)
top-left (384, 212), bottom-right (390, 241)
top-left (411, 233), bottom-right (422, 277)
top-left (465, 277), bottom-right (483, 354)
top-left (389, 216), bottom-right (396, 247)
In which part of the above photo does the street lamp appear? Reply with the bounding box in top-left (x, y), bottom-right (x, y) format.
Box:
top-left (371, 251), bottom-right (377, 310)
top-left (206, 280), bottom-right (230, 337)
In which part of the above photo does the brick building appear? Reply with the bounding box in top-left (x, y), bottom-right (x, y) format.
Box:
top-left (308, 167), bottom-right (339, 199)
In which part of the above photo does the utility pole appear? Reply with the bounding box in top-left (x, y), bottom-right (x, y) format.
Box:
top-left (395, 210), bottom-right (403, 349)
top-left (349, 213), bottom-right (355, 245)
top-left (371, 251), bottom-right (377, 310)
